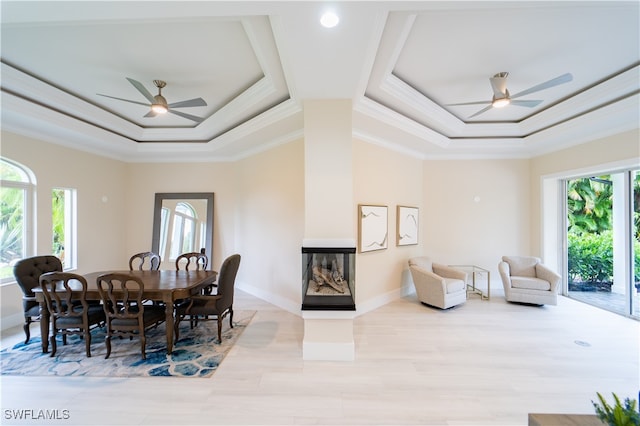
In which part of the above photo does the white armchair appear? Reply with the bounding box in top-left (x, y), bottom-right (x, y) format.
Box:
top-left (408, 257), bottom-right (467, 309)
top-left (498, 256), bottom-right (561, 306)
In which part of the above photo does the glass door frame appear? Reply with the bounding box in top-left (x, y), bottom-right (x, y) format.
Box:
top-left (560, 168), bottom-right (638, 319)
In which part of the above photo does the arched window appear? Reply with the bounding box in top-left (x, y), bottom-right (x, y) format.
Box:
top-left (0, 158), bottom-right (35, 283)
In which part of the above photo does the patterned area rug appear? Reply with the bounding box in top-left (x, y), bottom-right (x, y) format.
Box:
top-left (0, 310), bottom-right (255, 378)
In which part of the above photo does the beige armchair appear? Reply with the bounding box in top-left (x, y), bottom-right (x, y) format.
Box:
top-left (408, 257), bottom-right (467, 309)
top-left (498, 256), bottom-right (561, 306)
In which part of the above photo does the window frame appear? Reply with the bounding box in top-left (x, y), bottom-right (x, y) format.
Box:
top-left (52, 187), bottom-right (77, 270)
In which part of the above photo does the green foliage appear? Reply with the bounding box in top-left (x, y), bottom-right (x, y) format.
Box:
top-left (52, 189), bottom-right (65, 259)
top-left (567, 177), bottom-right (613, 235)
top-left (568, 173), bottom-right (640, 285)
top-left (592, 392), bottom-right (640, 426)
top-left (0, 186), bottom-right (24, 263)
top-left (568, 231), bottom-right (614, 284)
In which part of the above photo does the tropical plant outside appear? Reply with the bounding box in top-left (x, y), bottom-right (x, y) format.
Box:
top-left (567, 173), bottom-right (640, 291)
top-left (0, 186), bottom-right (24, 280)
top-left (52, 188), bottom-right (65, 263)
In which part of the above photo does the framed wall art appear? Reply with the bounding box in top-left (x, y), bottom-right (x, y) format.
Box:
top-left (396, 205), bottom-right (419, 246)
top-left (358, 204), bottom-right (388, 253)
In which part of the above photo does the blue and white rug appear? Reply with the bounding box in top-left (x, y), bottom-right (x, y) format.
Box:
top-left (0, 310), bottom-right (255, 378)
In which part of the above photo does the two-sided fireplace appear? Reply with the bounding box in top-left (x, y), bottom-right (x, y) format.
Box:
top-left (301, 247), bottom-right (356, 311)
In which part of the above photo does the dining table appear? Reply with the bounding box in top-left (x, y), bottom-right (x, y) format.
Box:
top-left (34, 269), bottom-right (218, 355)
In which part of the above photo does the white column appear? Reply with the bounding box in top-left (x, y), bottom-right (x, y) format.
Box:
top-left (302, 100), bottom-right (355, 361)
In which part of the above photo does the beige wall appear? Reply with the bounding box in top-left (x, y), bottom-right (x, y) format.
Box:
top-left (352, 139), bottom-right (423, 307)
top-left (1, 131), bottom-right (128, 326)
top-left (1, 127), bottom-right (638, 328)
top-left (124, 161), bottom-right (237, 272)
top-left (423, 158), bottom-right (531, 279)
top-left (234, 139), bottom-right (305, 310)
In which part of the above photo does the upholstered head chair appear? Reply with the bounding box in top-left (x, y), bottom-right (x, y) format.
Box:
top-left (13, 255), bottom-right (63, 343)
top-left (498, 256), bottom-right (561, 306)
top-left (408, 257), bottom-right (467, 309)
top-left (174, 253), bottom-right (241, 343)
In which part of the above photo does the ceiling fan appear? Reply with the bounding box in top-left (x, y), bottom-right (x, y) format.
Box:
top-left (447, 72), bottom-right (573, 118)
top-left (97, 78), bottom-right (207, 123)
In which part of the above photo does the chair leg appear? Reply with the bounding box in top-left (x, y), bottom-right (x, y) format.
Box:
top-left (217, 318), bottom-right (222, 343)
top-left (105, 335), bottom-right (112, 359)
top-left (174, 313), bottom-right (183, 343)
top-left (140, 335), bottom-right (146, 360)
top-left (85, 330), bottom-right (92, 357)
top-left (49, 333), bottom-right (57, 357)
top-left (23, 319), bottom-right (31, 344)
top-left (229, 307), bottom-right (234, 329)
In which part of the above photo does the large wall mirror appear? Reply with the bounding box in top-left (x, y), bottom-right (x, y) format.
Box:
top-left (151, 192), bottom-right (214, 268)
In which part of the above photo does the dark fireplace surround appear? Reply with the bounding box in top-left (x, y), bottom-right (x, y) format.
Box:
top-left (301, 247), bottom-right (356, 311)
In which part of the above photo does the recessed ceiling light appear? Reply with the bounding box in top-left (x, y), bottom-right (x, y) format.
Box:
top-left (320, 11), bottom-right (339, 28)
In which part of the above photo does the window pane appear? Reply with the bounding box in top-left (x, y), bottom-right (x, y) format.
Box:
top-left (52, 189), bottom-right (66, 265)
top-left (52, 188), bottom-right (75, 270)
top-left (0, 186), bottom-right (25, 281)
top-left (182, 218), bottom-right (194, 253)
top-left (0, 159), bottom-right (29, 182)
top-left (170, 215), bottom-right (184, 259)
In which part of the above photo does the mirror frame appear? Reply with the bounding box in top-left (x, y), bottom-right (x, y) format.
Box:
top-left (151, 192), bottom-right (214, 265)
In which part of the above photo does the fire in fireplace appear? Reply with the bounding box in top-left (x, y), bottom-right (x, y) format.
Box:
top-left (301, 247), bottom-right (356, 310)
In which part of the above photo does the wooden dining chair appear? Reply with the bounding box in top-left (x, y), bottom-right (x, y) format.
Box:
top-left (129, 251), bottom-right (161, 271)
top-left (96, 273), bottom-right (165, 359)
top-left (174, 254), bottom-right (241, 343)
top-left (175, 251), bottom-right (208, 271)
top-left (39, 272), bottom-right (105, 357)
top-left (130, 251), bottom-right (162, 306)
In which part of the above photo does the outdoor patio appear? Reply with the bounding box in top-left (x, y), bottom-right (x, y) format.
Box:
top-left (569, 290), bottom-right (640, 318)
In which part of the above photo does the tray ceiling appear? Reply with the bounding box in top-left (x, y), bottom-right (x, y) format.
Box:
top-left (1, 1), bottom-right (638, 162)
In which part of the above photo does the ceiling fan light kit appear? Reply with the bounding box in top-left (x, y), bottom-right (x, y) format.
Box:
top-left (151, 80), bottom-right (168, 114)
top-left (491, 95), bottom-right (510, 108)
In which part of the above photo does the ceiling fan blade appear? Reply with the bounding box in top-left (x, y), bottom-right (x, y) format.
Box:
top-left (126, 77), bottom-right (156, 103)
top-left (168, 98), bottom-right (207, 109)
top-left (168, 109), bottom-right (204, 123)
top-left (446, 100), bottom-right (492, 106)
top-left (97, 93), bottom-right (151, 107)
top-left (468, 105), bottom-right (494, 118)
top-left (490, 73), bottom-right (509, 98)
top-left (510, 73), bottom-right (573, 99)
top-left (510, 99), bottom-right (543, 108)
top-left (144, 110), bottom-right (158, 118)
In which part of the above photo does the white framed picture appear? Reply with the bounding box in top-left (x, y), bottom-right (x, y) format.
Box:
top-left (396, 205), bottom-right (419, 246)
top-left (358, 204), bottom-right (388, 253)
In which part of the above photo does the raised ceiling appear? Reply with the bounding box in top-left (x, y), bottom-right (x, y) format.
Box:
top-left (1, 1), bottom-right (638, 162)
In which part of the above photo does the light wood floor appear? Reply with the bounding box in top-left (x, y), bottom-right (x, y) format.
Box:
top-left (1, 288), bottom-right (638, 425)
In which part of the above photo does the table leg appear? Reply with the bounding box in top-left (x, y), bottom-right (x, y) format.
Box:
top-left (164, 295), bottom-right (174, 354)
top-left (39, 301), bottom-right (49, 353)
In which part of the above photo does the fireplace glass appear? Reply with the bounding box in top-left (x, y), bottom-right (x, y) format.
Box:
top-left (301, 247), bottom-right (356, 310)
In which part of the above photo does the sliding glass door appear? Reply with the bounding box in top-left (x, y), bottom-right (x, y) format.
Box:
top-left (566, 169), bottom-right (639, 318)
